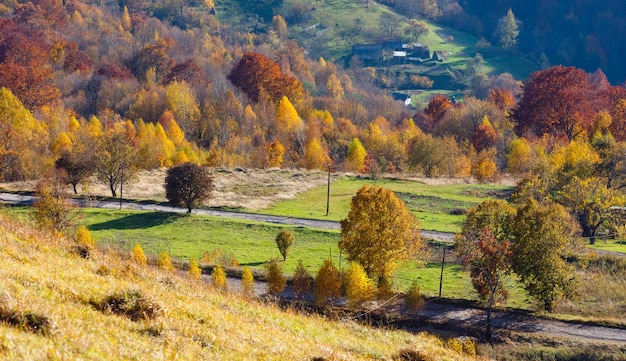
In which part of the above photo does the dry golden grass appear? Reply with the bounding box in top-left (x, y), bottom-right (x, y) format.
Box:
top-left (0, 214), bottom-right (483, 360)
top-left (0, 168), bottom-right (333, 211)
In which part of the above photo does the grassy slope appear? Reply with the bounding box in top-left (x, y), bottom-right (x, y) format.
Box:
top-left (258, 176), bottom-right (513, 233)
top-left (0, 214), bottom-right (478, 360)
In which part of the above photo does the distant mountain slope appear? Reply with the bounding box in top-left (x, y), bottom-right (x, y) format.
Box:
top-left (461, 0), bottom-right (626, 83)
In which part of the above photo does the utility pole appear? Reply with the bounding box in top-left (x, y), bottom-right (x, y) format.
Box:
top-left (119, 164), bottom-right (124, 210)
top-left (438, 245), bottom-right (446, 298)
top-left (326, 162), bottom-right (330, 216)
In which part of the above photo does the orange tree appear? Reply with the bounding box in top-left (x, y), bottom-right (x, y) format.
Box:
top-left (339, 185), bottom-right (424, 286)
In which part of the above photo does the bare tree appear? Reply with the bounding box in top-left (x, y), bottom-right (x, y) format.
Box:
top-left (379, 13), bottom-right (402, 40)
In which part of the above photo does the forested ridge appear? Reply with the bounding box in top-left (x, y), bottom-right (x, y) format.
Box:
top-left (460, 0), bottom-right (626, 84)
top-left (0, 0), bottom-right (625, 243)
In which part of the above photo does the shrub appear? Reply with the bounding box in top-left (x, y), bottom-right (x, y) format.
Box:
top-left (75, 225), bottom-right (95, 248)
top-left (211, 265), bottom-right (227, 292)
top-left (393, 348), bottom-right (433, 361)
top-left (343, 263), bottom-right (375, 306)
top-left (265, 259), bottom-right (286, 295)
top-left (164, 162), bottom-right (214, 213)
top-left (314, 258), bottom-right (342, 306)
top-left (0, 306), bottom-right (51, 336)
top-left (90, 290), bottom-right (161, 321)
top-left (241, 267), bottom-right (254, 298)
top-left (158, 250), bottom-right (174, 271)
top-left (275, 229), bottom-right (295, 261)
top-left (131, 243), bottom-right (147, 266)
top-left (404, 282), bottom-right (424, 314)
top-left (187, 257), bottom-right (202, 280)
top-left (292, 260), bottom-right (312, 298)
top-left (31, 179), bottom-right (77, 233)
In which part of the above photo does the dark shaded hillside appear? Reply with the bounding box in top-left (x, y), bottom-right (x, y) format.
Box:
top-left (462, 0), bottom-right (626, 83)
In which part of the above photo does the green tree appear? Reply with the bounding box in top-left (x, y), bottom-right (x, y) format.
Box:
top-left (494, 8), bottom-right (519, 50)
top-left (339, 185), bottom-right (424, 285)
top-left (165, 162), bottom-right (214, 213)
top-left (275, 229), bottom-right (295, 261)
top-left (292, 260), bottom-right (312, 298)
top-left (265, 259), bottom-right (286, 295)
top-left (462, 200), bottom-right (516, 243)
top-left (314, 258), bottom-right (342, 306)
top-left (404, 282), bottom-right (424, 314)
top-left (343, 263), bottom-right (375, 306)
top-left (511, 200), bottom-right (580, 312)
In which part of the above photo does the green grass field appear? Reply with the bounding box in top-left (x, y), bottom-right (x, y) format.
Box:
top-left (587, 239), bottom-right (626, 254)
top-left (258, 176), bottom-right (513, 233)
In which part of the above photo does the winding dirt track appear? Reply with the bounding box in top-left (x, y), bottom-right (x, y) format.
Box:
top-left (1, 192), bottom-right (625, 343)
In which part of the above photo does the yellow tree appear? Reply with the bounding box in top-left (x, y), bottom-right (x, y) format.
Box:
top-left (0, 87), bottom-right (49, 180)
top-left (506, 137), bottom-right (534, 175)
top-left (165, 80), bottom-right (200, 136)
top-left (265, 140), bottom-right (285, 168)
top-left (345, 138), bottom-right (366, 172)
top-left (302, 138), bottom-right (327, 170)
top-left (339, 185), bottom-right (424, 285)
top-left (314, 258), bottom-right (342, 306)
top-left (276, 96), bottom-right (303, 133)
top-left (343, 262), bottom-right (376, 306)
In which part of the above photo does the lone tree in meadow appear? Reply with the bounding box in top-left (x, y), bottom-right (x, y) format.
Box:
top-left (165, 162), bottom-right (214, 213)
top-left (339, 185), bottom-right (424, 286)
top-left (275, 229), bottom-right (295, 261)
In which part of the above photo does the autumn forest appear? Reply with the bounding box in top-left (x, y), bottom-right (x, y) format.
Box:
top-left (0, 0), bottom-right (625, 244)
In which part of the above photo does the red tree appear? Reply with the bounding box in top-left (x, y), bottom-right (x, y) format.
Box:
top-left (228, 52), bottom-right (302, 103)
top-left (513, 66), bottom-right (597, 140)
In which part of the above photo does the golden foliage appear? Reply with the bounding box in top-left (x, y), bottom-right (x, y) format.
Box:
top-left (340, 185), bottom-right (424, 282)
top-left (75, 225), bottom-right (95, 249)
top-left (187, 257), bottom-right (202, 280)
top-left (131, 243), bottom-right (147, 266)
top-left (211, 265), bottom-right (227, 292)
top-left (314, 258), bottom-right (342, 306)
top-left (343, 263), bottom-right (375, 306)
top-left (345, 138), bottom-right (366, 173)
top-left (158, 250), bottom-right (174, 271)
top-left (241, 267), bottom-right (254, 299)
top-left (265, 259), bottom-right (286, 295)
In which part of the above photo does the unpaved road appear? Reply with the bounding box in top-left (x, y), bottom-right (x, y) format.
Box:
top-left (0, 193), bottom-right (455, 241)
top-left (2, 192), bottom-right (625, 343)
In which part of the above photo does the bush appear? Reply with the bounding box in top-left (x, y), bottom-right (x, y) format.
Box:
top-left (75, 225), bottom-right (95, 248)
top-left (187, 257), bottom-right (202, 280)
top-left (131, 243), bottom-right (147, 266)
top-left (158, 250), bottom-right (174, 271)
top-left (265, 259), bottom-right (286, 295)
top-left (343, 263), bottom-right (375, 306)
top-left (292, 260), bottom-right (312, 298)
top-left (0, 306), bottom-right (51, 336)
top-left (211, 265), bottom-right (227, 292)
top-left (90, 290), bottom-right (161, 321)
top-left (404, 282), bottom-right (424, 314)
top-left (275, 229), bottom-right (295, 261)
top-left (241, 267), bottom-right (255, 298)
top-left (31, 179), bottom-right (77, 233)
top-left (314, 258), bottom-right (342, 306)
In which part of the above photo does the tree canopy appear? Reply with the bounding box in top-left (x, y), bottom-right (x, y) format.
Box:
top-left (339, 185), bottom-right (424, 284)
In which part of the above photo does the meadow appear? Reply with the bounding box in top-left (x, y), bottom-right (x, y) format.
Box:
top-left (0, 213), bottom-right (479, 360)
top-left (258, 176), bottom-right (513, 233)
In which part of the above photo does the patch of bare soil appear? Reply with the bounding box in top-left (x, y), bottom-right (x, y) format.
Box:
top-left (0, 168), bottom-right (332, 211)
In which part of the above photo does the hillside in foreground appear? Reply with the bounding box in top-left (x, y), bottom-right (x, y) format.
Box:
top-left (0, 214), bottom-right (479, 360)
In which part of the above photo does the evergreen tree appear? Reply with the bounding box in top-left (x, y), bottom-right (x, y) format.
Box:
top-left (494, 9), bottom-right (519, 50)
